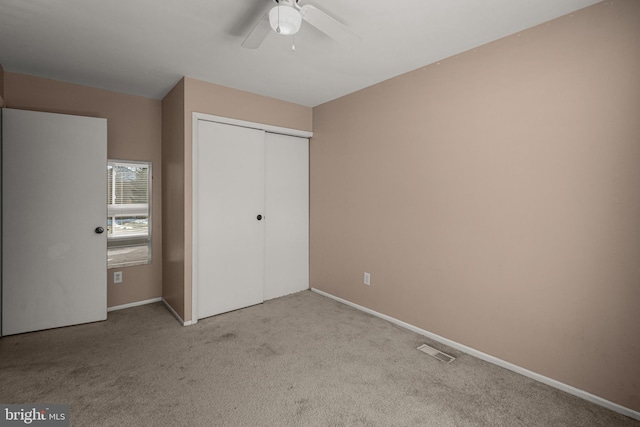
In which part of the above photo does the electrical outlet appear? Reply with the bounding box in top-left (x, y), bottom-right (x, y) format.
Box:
top-left (114, 271), bottom-right (123, 284)
top-left (364, 272), bottom-right (371, 286)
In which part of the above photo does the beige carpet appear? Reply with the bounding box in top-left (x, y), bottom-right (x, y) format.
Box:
top-left (0, 290), bottom-right (637, 426)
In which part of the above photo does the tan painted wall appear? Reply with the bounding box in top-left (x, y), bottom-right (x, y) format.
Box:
top-left (161, 77), bottom-right (312, 322)
top-left (161, 79), bottom-right (186, 320)
top-left (0, 64), bottom-right (5, 105)
top-left (310, 0), bottom-right (640, 412)
top-left (3, 72), bottom-right (163, 308)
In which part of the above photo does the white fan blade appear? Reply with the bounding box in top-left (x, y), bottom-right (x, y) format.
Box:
top-left (299, 4), bottom-right (361, 46)
top-left (242, 13), bottom-right (271, 49)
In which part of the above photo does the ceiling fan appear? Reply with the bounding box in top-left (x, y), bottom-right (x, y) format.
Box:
top-left (242, 0), bottom-right (360, 49)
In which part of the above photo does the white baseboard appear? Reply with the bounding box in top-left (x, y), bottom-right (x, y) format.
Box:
top-left (162, 298), bottom-right (194, 326)
top-left (107, 297), bottom-right (162, 312)
top-left (311, 288), bottom-right (640, 422)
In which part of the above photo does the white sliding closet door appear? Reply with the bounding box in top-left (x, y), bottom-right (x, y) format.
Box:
top-left (195, 120), bottom-right (266, 318)
top-left (264, 133), bottom-right (309, 300)
top-left (194, 117), bottom-right (310, 321)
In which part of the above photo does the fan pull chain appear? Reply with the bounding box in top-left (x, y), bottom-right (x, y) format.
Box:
top-left (292, 35), bottom-right (296, 51)
top-left (276, 5), bottom-right (281, 33)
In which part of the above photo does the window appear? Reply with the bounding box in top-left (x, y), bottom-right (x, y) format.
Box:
top-left (107, 160), bottom-right (151, 269)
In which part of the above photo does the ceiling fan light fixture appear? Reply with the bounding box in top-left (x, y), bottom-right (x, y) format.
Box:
top-left (269, 5), bottom-right (302, 35)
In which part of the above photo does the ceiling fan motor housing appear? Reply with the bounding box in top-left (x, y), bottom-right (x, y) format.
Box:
top-left (242, 0), bottom-right (360, 49)
top-left (269, 2), bottom-right (302, 35)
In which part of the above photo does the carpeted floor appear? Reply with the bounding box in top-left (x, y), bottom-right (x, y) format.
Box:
top-left (0, 290), bottom-right (637, 426)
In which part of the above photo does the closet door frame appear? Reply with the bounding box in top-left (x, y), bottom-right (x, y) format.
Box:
top-left (191, 112), bottom-right (312, 324)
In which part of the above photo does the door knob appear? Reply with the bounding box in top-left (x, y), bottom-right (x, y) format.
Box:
top-left (95, 226), bottom-right (105, 234)
top-left (256, 215), bottom-right (263, 221)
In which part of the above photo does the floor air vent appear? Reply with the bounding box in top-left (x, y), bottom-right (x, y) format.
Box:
top-left (417, 344), bottom-right (455, 363)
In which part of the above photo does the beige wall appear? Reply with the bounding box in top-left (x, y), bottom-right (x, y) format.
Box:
top-left (161, 77), bottom-right (312, 322)
top-left (0, 64), bottom-right (4, 105)
top-left (3, 72), bottom-right (163, 308)
top-left (310, 0), bottom-right (640, 413)
top-left (161, 79), bottom-right (186, 320)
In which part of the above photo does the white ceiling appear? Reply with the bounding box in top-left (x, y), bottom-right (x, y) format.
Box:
top-left (0, 0), bottom-right (601, 107)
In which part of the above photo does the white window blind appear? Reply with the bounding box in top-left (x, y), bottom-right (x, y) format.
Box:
top-left (107, 160), bottom-right (151, 268)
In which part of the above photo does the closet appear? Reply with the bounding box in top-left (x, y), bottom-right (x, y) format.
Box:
top-left (192, 116), bottom-right (310, 320)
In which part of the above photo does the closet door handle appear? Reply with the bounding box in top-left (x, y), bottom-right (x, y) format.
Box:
top-left (256, 215), bottom-right (263, 221)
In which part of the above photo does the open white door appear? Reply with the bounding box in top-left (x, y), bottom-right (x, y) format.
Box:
top-left (2, 108), bottom-right (107, 336)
